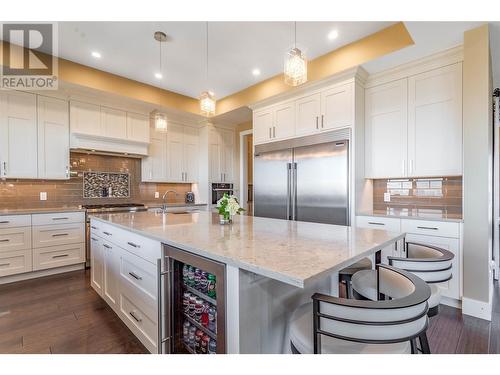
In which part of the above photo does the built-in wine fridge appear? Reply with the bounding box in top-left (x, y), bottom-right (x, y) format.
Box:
top-left (158, 244), bottom-right (226, 354)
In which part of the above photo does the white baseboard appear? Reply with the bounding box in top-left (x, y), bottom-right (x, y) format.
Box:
top-left (462, 297), bottom-right (492, 321)
top-left (0, 263), bottom-right (85, 285)
top-left (440, 296), bottom-right (462, 309)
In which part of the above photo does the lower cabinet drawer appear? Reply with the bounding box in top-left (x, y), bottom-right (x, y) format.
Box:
top-left (0, 227), bottom-right (31, 253)
top-left (119, 288), bottom-right (158, 353)
top-left (0, 215), bottom-right (31, 229)
top-left (0, 250), bottom-right (32, 277)
top-left (33, 243), bottom-right (85, 271)
top-left (32, 223), bottom-right (84, 248)
top-left (401, 219), bottom-right (460, 239)
top-left (120, 249), bottom-right (157, 302)
top-left (356, 216), bottom-right (401, 232)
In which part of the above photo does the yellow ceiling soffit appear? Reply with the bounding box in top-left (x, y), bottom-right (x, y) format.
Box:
top-left (216, 22), bottom-right (414, 115)
top-left (0, 22), bottom-right (413, 118)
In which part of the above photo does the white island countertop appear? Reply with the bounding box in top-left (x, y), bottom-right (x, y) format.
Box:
top-left (91, 211), bottom-right (405, 288)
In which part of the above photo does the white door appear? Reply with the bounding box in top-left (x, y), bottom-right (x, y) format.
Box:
top-left (221, 128), bottom-right (234, 183)
top-left (69, 101), bottom-right (101, 136)
top-left (273, 102), bottom-right (295, 140)
top-left (166, 123), bottom-right (184, 182)
top-left (127, 112), bottom-right (150, 143)
top-left (408, 63), bottom-right (463, 177)
top-left (295, 93), bottom-right (321, 136)
top-left (365, 79), bottom-right (408, 178)
top-left (209, 128), bottom-right (222, 182)
top-left (405, 233), bottom-right (461, 300)
top-left (37, 96), bottom-right (69, 180)
top-left (321, 83), bottom-right (353, 131)
top-left (253, 109), bottom-right (273, 145)
top-left (0, 91), bottom-right (38, 178)
top-left (103, 241), bottom-right (119, 311)
top-left (90, 235), bottom-right (104, 296)
top-left (183, 126), bottom-right (199, 182)
top-left (101, 106), bottom-right (127, 139)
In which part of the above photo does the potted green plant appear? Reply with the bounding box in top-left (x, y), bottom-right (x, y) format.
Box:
top-left (216, 193), bottom-right (244, 224)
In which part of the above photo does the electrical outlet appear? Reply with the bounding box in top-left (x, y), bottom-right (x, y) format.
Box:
top-left (383, 192), bottom-right (391, 202)
top-left (155, 192), bottom-right (160, 199)
top-left (40, 192), bottom-right (47, 201)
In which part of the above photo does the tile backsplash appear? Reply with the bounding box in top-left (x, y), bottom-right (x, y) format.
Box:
top-left (0, 152), bottom-right (192, 208)
top-left (373, 176), bottom-right (462, 215)
top-left (83, 171), bottom-right (130, 198)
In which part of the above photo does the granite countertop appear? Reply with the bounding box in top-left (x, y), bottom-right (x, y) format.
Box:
top-left (143, 202), bottom-right (208, 209)
top-left (358, 208), bottom-right (463, 223)
top-left (90, 211), bottom-right (405, 288)
top-left (0, 206), bottom-right (86, 216)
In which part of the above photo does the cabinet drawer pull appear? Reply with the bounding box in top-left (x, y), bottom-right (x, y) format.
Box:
top-left (417, 226), bottom-right (439, 231)
top-left (0, 239), bottom-right (10, 242)
top-left (91, 237), bottom-right (98, 241)
top-left (129, 311), bottom-right (142, 322)
top-left (0, 221), bottom-right (10, 224)
top-left (269, 127), bottom-right (272, 139)
top-left (52, 233), bottom-right (69, 237)
top-left (273, 126), bottom-right (276, 138)
top-left (52, 254), bottom-right (69, 259)
top-left (127, 241), bottom-right (140, 248)
top-left (103, 244), bottom-right (112, 249)
top-left (321, 114), bottom-right (324, 128)
top-left (368, 222), bottom-right (385, 226)
top-left (0, 262), bottom-right (10, 267)
top-left (129, 271), bottom-right (142, 280)
top-left (91, 226), bottom-right (98, 230)
top-left (316, 116), bottom-right (319, 129)
top-left (103, 231), bottom-right (112, 236)
top-left (52, 217), bottom-right (69, 221)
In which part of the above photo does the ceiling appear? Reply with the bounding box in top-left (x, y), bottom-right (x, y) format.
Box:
top-left (56, 22), bottom-right (393, 99)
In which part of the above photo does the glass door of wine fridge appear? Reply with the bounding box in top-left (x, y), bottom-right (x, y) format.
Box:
top-left (159, 244), bottom-right (226, 354)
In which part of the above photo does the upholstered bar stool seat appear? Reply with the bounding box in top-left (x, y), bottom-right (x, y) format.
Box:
top-left (339, 257), bottom-right (373, 298)
top-left (289, 264), bottom-right (432, 354)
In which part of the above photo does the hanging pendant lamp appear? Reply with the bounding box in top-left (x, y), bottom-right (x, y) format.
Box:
top-left (284, 22), bottom-right (307, 87)
top-left (154, 31), bottom-right (168, 132)
top-left (200, 22), bottom-right (216, 116)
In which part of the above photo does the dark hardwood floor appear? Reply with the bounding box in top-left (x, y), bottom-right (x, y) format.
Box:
top-left (0, 270), bottom-right (147, 354)
top-left (0, 269), bottom-right (499, 354)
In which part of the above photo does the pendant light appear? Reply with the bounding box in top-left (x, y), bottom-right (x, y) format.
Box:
top-left (154, 31), bottom-right (168, 132)
top-left (200, 22), bottom-right (216, 116)
top-left (284, 22), bottom-right (307, 87)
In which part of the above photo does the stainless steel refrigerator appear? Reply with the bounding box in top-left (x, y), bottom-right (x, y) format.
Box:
top-left (254, 132), bottom-right (349, 225)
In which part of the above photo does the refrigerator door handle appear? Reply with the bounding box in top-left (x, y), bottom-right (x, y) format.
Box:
top-left (292, 162), bottom-right (298, 221)
top-left (286, 163), bottom-right (291, 220)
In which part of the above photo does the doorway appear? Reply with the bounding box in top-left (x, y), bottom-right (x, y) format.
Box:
top-left (239, 129), bottom-right (253, 215)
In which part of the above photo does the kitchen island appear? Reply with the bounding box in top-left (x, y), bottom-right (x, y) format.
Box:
top-left (89, 211), bottom-right (405, 354)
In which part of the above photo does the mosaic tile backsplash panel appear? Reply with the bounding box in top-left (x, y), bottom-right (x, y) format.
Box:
top-left (0, 152), bottom-right (192, 208)
top-left (83, 172), bottom-right (130, 198)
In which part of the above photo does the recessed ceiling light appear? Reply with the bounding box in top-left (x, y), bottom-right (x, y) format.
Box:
top-left (328, 30), bottom-right (339, 41)
top-left (91, 51), bottom-right (101, 59)
top-left (252, 68), bottom-right (261, 76)
top-left (155, 72), bottom-right (163, 79)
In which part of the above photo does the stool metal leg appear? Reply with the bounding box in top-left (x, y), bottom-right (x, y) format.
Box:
top-left (418, 333), bottom-right (431, 354)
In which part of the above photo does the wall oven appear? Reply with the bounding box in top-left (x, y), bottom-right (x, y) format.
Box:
top-left (211, 183), bottom-right (234, 204)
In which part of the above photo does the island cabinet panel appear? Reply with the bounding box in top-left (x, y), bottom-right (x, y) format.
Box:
top-left (90, 235), bottom-right (104, 296)
top-left (102, 239), bottom-right (120, 311)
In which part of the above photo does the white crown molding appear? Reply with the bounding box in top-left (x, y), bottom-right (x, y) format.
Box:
top-left (365, 45), bottom-right (464, 88)
top-left (249, 66), bottom-right (368, 111)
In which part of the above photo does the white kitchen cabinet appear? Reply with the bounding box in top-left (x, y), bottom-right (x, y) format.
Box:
top-left (101, 106), bottom-right (127, 140)
top-left (90, 235), bottom-right (104, 296)
top-left (141, 131), bottom-right (167, 182)
top-left (295, 93), bottom-right (321, 136)
top-left (253, 109), bottom-right (273, 144)
top-left (321, 83), bottom-right (353, 131)
top-left (209, 127), bottom-right (235, 183)
top-left (355, 215), bottom-right (402, 263)
top-left (407, 63), bottom-right (463, 177)
top-left (37, 96), bottom-right (70, 180)
top-left (127, 112), bottom-right (150, 144)
top-left (0, 91), bottom-right (38, 178)
top-left (183, 126), bottom-right (199, 183)
top-left (253, 102), bottom-right (294, 144)
top-left (69, 100), bottom-right (101, 136)
top-left (166, 123), bottom-right (184, 182)
top-left (103, 240), bottom-right (120, 311)
top-left (365, 79), bottom-right (408, 178)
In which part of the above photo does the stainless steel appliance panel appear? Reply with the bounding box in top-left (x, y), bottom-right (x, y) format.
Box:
top-left (293, 141), bottom-right (349, 225)
top-left (254, 148), bottom-right (293, 220)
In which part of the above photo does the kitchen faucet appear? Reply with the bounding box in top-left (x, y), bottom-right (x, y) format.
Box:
top-left (162, 190), bottom-right (178, 211)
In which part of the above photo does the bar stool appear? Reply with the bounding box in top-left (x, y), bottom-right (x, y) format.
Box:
top-left (352, 242), bottom-right (454, 317)
top-left (338, 257), bottom-right (372, 298)
top-left (289, 264), bottom-right (431, 354)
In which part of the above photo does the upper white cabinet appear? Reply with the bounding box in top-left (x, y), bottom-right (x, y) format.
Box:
top-left (252, 81), bottom-right (355, 146)
top-left (126, 112), bottom-right (150, 144)
top-left (209, 127), bottom-right (235, 183)
top-left (142, 123), bottom-right (200, 183)
top-left (69, 100), bottom-right (150, 155)
top-left (407, 63), bottom-right (463, 177)
top-left (365, 79), bottom-right (408, 178)
top-left (37, 96), bottom-right (70, 180)
top-left (365, 63), bottom-right (463, 178)
top-left (0, 91), bottom-right (38, 179)
top-left (101, 106), bottom-right (127, 140)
